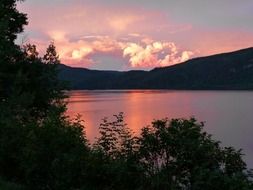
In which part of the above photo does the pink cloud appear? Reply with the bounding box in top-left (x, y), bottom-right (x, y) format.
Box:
top-left (17, 0), bottom-right (195, 69)
top-left (45, 33), bottom-right (194, 68)
top-left (17, 1), bottom-right (253, 70)
top-left (123, 41), bottom-right (193, 67)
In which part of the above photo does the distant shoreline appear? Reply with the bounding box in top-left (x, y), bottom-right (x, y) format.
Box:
top-left (66, 88), bottom-right (253, 91)
top-left (59, 47), bottom-right (253, 91)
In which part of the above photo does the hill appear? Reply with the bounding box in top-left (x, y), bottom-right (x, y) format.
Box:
top-left (58, 47), bottom-right (253, 90)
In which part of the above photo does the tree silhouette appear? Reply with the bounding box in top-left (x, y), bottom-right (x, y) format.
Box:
top-left (138, 118), bottom-right (253, 189)
top-left (0, 0), bottom-right (252, 189)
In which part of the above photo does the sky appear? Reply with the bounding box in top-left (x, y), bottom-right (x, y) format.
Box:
top-left (17, 0), bottom-right (253, 70)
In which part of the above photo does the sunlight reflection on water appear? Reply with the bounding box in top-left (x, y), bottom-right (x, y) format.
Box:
top-left (66, 90), bottom-right (253, 168)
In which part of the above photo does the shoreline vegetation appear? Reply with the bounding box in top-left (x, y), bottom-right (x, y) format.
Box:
top-left (1, 110), bottom-right (253, 190)
top-left (0, 0), bottom-right (252, 189)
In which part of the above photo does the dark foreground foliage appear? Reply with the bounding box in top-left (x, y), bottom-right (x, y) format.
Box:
top-left (1, 111), bottom-right (253, 190)
top-left (0, 0), bottom-right (253, 189)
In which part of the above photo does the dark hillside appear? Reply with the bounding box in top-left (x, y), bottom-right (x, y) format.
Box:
top-left (58, 47), bottom-right (253, 90)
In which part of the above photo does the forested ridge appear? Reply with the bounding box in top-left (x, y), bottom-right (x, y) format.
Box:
top-left (59, 47), bottom-right (253, 90)
top-left (0, 1), bottom-right (253, 189)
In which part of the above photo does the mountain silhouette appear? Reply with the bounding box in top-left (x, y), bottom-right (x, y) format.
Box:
top-left (58, 47), bottom-right (253, 90)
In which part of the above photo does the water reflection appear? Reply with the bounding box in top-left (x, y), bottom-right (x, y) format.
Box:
top-left (66, 90), bottom-right (253, 168)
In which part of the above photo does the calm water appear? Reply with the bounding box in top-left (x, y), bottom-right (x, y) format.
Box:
top-left (67, 90), bottom-right (253, 168)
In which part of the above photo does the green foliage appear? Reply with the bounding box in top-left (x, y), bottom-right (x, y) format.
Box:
top-left (0, 0), bottom-right (27, 43)
top-left (90, 113), bottom-right (143, 190)
top-left (0, 0), bottom-right (28, 99)
top-left (0, 0), bottom-right (252, 190)
top-left (138, 118), bottom-right (253, 190)
top-left (0, 177), bottom-right (25, 190)
top-left (0, 41), bottom-right (66, 123)
top-left (94, 112), bottom-right (137, 158)
top-left (0, 113), bottom-right (89, 190)
top-left (0, 1), bottom-right (87, 190)
top-left (20, 42), bottom-right (66, 119)
top-left (0, 0), bottom-right (65, 121)
top-left (43, 42), bottom-right (60, 65)
top-left (19, 115), bottom-right (88, 190)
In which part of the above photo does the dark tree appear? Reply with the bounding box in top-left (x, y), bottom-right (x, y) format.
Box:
top-left (0, 1), bottom-right (252, 190)
top-left (0, 0), bottom-right (28, 100)
top-left (43, 42), bottom-right (60, 65)
top-left (138, 118), bottom-right (253, 190)
top-left (90, 113), bottom-right (143, 190)
top-left (0, 1), bottom-right (88, 190)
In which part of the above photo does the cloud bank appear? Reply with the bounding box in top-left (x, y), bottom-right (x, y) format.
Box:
top-left (17, 0), bottom-right (253, 70)
top-left (46, 33), bottom-right (193, 68)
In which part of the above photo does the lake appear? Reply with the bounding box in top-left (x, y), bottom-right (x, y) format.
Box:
top-left (66, 90), bottom-right (253, 168)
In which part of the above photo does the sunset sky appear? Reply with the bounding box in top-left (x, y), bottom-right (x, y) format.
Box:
top-left (17, 0), bottom-right (253, 70)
